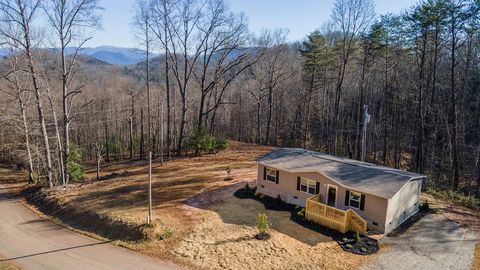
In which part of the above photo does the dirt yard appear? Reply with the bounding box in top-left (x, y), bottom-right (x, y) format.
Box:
top-left (172, 196), bottom-right (368, 270)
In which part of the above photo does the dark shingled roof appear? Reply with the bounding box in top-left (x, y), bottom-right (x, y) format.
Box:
top-left (257, 148), bottom-right (425, 199)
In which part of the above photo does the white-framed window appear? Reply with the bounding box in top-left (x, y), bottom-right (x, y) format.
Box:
top-left (349, 191), bottom-right (361, 209)
top-left (266, 168), bottom-right (277, 182)
top-left (300, 177), bottom-right (316, 195)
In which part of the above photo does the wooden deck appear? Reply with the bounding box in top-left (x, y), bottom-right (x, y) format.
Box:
top-left (305, 195), bottom-right (367, 234)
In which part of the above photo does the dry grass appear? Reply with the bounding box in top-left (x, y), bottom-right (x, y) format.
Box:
top-left (0, 256), bottom-right (20, 270)
top-left (35, 141), bottom-right (272, 267)
top-left (0, 165), bottom-right (28, 198)
top-left (0, 262), bottom-right (20, 270)
top-left (473, 241), bottom-right (480, 270)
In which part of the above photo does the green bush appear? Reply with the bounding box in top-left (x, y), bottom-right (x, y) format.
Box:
top-left (68, 144), bottom-right (85, 183)
top-left (214, 138), bottom-right (229, 151)
top-left (256, 213), bottom-right (271, 235)
top-left (186, 128), bottom-right (229, 154)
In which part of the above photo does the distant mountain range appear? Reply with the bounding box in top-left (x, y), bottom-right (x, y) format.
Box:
top-left (61, 46), bottom-right (157, 65)
top-left (0, 45), bottom-right (260, 66)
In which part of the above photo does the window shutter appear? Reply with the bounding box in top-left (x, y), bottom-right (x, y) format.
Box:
top-left (275, 170), bottom-right (279, 184)
top-left (315, 182), bottom-right (320, 195)
top-left (360, 194), bottom-right (366, 211)
top-left (296, 177), bottom-right (301, 191)
top-left (345, 190), bottom-right (350, 206)
top-left (263, 167), bottom-right (266, 180)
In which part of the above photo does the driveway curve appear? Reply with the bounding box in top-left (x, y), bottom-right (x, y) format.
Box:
top-left (0, 186), bottom-right (181, 270)
top-left (362, 214), bottom-right (477, 270)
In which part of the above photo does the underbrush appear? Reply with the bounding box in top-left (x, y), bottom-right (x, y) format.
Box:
top-left (426, 188), bottom-right (480, 211)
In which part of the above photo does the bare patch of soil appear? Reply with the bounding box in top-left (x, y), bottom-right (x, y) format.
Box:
top-left (173, 204), bottom-right (368, 270)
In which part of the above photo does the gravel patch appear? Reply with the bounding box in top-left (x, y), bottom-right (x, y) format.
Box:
top-left (362, 214), bottom-right (477, 270)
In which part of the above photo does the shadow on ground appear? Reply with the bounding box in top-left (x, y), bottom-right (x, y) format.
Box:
top-left (199, 187), bottom-right (352, 246)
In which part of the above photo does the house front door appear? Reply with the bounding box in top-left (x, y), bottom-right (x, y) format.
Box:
top-left (327, 185), bottom-right (337, 207)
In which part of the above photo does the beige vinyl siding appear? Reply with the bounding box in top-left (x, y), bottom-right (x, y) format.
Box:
top-left (256, 164), bottom-right (389, 233)
top-left (385, 178), bottom-right (423, 233)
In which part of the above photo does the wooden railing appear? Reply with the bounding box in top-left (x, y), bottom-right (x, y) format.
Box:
top-left (305, 195), bottom-right (367, 234)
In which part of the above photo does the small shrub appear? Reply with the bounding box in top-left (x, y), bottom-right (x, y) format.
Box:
top-left (360, 247), bottom-right (367, 253)
top-left (355, 231), bottom-right (361, 243)
top-left (256, 213), bottom-right (271, 236)
top-left (186, 128), bottom-right (229, 154)
top-left (187, 128), bottom-right (215, 154)
top-left (68, 143), bottom-right (85, 183)
top-left (161, 227), bottom-right (174, 239)
top-left (297, 207), bottom-right (306, 217)
top-left (214, 138), bottom-right (229, 151)
top-left (345, 244), bottom-right (353, 249)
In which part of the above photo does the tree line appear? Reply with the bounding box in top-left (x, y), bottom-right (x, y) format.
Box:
top-left (0, 0), bottom-right (479, 199)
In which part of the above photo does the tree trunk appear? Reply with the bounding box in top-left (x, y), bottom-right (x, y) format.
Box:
top-left (265, 86), bottom-right (273, 145)
top-left (450, 23), bottom-right (460, 191)
top-left (129, 117), bottom-right (133, 160)
top-left (25, 46), bottom-right (53, 187)
top-left (140, 108), bottom-right (145, 159)
top-left (256, 101), bottom-right (261, 144)
top-left (20, 104), bottom-right (34, 183)
top-left (95, 142), bottom-right (101, 180)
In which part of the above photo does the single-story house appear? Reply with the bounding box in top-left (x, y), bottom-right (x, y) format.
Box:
top-left (256, 148), bottom-right (426, 234)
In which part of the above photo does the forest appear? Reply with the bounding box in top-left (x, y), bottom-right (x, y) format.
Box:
top-left (0, 0), bottom-right (479, 199)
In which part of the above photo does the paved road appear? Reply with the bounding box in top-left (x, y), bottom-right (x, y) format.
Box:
top-left (362, 214), bottom-right (477, 270)
top-left (0, 186), bottom-right (181, 270)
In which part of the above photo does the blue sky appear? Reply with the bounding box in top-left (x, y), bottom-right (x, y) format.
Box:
top-left (87, 0), bottom-right (418, 48)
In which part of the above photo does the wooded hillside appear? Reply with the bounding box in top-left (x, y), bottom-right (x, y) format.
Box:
top-left (0, 0), bottom-right (479, 198)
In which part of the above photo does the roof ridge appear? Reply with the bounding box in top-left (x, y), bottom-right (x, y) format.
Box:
top-left (293, 148), bottom-right (419, 178)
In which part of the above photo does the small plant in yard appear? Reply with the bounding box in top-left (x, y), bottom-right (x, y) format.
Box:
top-left (161, 227), bottom-right (174, 239)
top-left (355, 231), bottom-right (361, 243)
top-left (297, 207), bottom-right (306, 218)
top-left (255, 213), bottom-right (271, 240)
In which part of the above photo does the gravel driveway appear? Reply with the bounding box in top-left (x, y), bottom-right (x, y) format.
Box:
top-left (363, 214), bottom-right (477, 270)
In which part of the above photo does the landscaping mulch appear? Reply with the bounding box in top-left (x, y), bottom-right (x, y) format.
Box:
top-left (234, 186), bottom-right (380, 255)
top-left (337, 232), bottom-right (379, 255)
